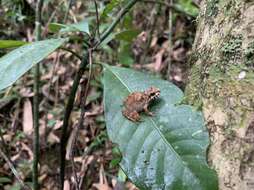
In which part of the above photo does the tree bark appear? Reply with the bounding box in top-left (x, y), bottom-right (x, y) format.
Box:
top-left (186, 1), bottom-right (254, 190)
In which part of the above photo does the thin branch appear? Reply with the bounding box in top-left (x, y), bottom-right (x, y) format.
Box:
top-left (42, 0), bottom-right (65, 37)
top-left (70, 126), bottom-right (80, 190)
top-left (94, 0), bottom-right (139, 49)
top-left (0, 148), bottom-right (31, 190)
top-left (64, 0), bottom-right (74, 23)
top-left (84, 49), bottom-right (93, 101)
top-left (60, 47), bottom-right (83, 61)
top-left (94, 0), bottom-right (101, 40)
top-left (33, 0), bottom-right (43, 190)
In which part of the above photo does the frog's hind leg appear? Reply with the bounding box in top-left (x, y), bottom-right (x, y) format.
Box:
top-left (122, 109), bottom-right (141, 122)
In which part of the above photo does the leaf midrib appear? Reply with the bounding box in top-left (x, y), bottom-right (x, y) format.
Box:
top-left (105, 66), bottom-right (185, 167)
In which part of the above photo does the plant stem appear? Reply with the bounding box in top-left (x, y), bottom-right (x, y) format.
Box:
top-left (33, 0), bottom-right (43, 190)
top-left (60, 51), bottom-right (89, 190)
top-left (94, 0), bottom-right (100, 39)
top-left (64, 0), bottom-right (74, 23)
top-left (70, 49), bottom-right (93, 189)
top-left (60, 47), bottom-right (83, 61)
top-left (94, 0), bottom-right (139, 48)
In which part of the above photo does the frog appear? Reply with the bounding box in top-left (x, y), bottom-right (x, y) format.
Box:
top-left (122, 86), bottom-right (160, 122)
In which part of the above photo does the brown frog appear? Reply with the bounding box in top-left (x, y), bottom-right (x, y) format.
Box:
top-left (122, 87), bottom-right (160, 122)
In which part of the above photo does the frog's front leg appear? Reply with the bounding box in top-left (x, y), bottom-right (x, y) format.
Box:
top-left (122, 109), bottom-right (141, 122)
top-left (144, 105), bottom-right (154, 116)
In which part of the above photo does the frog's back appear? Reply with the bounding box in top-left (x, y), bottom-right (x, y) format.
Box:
top-left (123, 92), bottom-right (146, 111)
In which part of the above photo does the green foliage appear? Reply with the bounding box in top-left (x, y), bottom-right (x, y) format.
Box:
top-left (175, 0), bottom-right (199, 17)
top-left (110, 147), bottom-right (122, 168)
top-left (106, 28), bottom-right (139, 67)
top-left (97, 0), bottom-right (137, 66)
top-left (9, 183), bottom-right (21, 190)
top-left (49, 20), bottom-right (90, 34)
top-left (101, 0), bottom-right (127, 19)
top-left (60, 20), bottom-right (90, 34)
top-left (0, 40), bottom-right (28, 49)
top-left (103, 65), bottom-right (218, 190)
top-left (0, 177), bottom-right (12, 184)
top-left (1, 0), bottom-right (34, 24)
top-left (118, 42), bottom-right (134, 66)
top-left (115, 29), bottom-right (140, 42)
top-left (47, 1), bottom-right (138, 66)
top-left (48, 23), bottom-right (68, 33)
top-left (0, 38), bottom-right (67, 91)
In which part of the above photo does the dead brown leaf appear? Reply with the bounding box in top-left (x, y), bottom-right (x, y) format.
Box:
top-left (153, 48), bottom-right (165, 72)
top-left (22, 99), bottom-right (33, 136)
top-left (64, 180), bottom-right (71, 190)
top-left (93, 165), bottom-right (112, 190)
top-left (21, 142), bottom-right (33, 161)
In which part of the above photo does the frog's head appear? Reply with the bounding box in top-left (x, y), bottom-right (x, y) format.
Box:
top-left (145, 86), bottom-right (160, 101)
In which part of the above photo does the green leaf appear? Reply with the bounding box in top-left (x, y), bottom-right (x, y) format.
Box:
top-left (0, 177), bottom-right (12, 183)
top-left (99, 33), bottom-right (116, 48)
top-left (115, 29), bottom-right (140, 42)
top-left (0, 38), bottom-right (67, 91)
top-left (49, 20), bottom-right (90, 34)
top-left (118, 42), bottom-right (134, 66)
top-left (118, 168), bottom-right (127, 182)
top-left (175, 0), bottom-right (199, 17)
top-left (48, 23), bottom-right (67, 33)
top-left (103, 65), bottom-right (218, 190)
top-left (0, 40), bottom-right (28, 49)
top-left (99, 29), bottom-right (140, 48)
top-left (60, 20), bottom-right (90, 34)
top-left (9, 183), bottom-right (21, 190)
top-left (101, 0), bottom-right (122, 19)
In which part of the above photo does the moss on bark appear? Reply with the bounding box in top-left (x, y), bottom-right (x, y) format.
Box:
top-left (186, 0), bottom-right (254, 189)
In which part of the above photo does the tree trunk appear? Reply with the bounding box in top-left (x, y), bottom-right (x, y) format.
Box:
top-left (186, 1), bottom-right (254, 190)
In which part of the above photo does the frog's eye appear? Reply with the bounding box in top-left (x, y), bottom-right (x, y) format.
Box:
top-left (150, 91), bottom-right (160, 99)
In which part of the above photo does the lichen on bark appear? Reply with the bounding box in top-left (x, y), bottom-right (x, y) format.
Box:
top-left (186, 0), bottom-right (254, 189)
